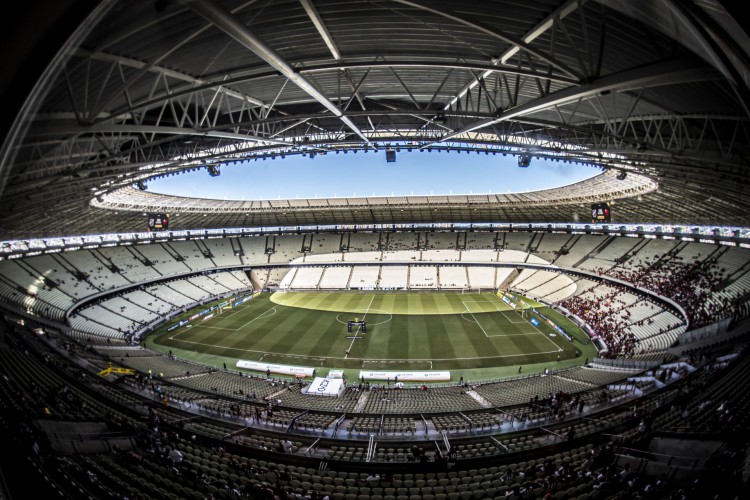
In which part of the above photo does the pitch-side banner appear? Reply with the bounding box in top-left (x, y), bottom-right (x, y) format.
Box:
top-left (358, 370), bottom-right (451, 382)
top-left (306, 377), bottom-right (345, 396)
top-left (236, 360), bottom-right (315, 377)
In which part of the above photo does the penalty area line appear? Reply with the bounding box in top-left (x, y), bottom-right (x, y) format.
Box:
top-left (235, 307), bottom-right (277, 331)
top-left (520, 313), bottom-right (565, 352)
top-left (461, 300), bottom-right (492, 338)
top-left (501, 311), bottom-right (528, 324)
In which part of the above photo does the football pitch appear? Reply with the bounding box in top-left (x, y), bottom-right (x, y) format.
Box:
top-left (150, 291), bottom-right (596, 379)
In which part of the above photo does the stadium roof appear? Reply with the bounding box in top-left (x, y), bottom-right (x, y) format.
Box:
top-left (1, 0), bottom-right (749, 238)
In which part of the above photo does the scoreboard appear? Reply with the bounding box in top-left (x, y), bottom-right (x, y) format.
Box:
top-left (147, 213), bottom-right (170, 231)
top-left (591, 203), bottom-right (611, 223)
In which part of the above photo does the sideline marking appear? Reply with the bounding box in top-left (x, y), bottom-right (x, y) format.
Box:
top-left (519, 311), bottom-right (565, 352)
top-left (165, 336), bottom-right (562, 362)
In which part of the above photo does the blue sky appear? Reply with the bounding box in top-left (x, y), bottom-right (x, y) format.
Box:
top-left (147, 150), bottom-right (598, 200)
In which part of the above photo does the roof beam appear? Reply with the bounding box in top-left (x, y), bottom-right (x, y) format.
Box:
top-left (24, 122), bottom-right (292, 146)
top-left (664, 0), bottom-right (750, 115)
top-left (77, 49), bottom-right (267, 108)
top-left (301, 61), bottom-right (577, 84)
top-left (180, 0), bottom-right (372, 146)
top-left (299, 0), bottom-right (340, 60)
top-left (299, 0), bottom-right (372, 126)
top-left (444, 0), bottom-right (584, 111)
top-left (77, 60), bottom-right (577, 126)
top-left (499, 0), bottom-right (584, 65)
top-left (391, 0), bottom-right (581, 80)
top-left (426, 58), bottom-right (721, 145)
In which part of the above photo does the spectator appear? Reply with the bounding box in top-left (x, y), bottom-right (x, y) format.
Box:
top-left (281, 439), bottom-right (293, 454)
top-left (166, 447), bottom-right (183, 465)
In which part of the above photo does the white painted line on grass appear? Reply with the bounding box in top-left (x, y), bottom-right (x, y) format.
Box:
top-left (165, 336), bottom-right (563, 362)
top-left (458, 312), bottom-right (537, 337)
top-left (501, 311), bottom-right (528, 324)
top-left (520, 312), bottom-right (565, 352)
top-left (236, 307), bottom-right (277, 331)
top-left (345, 295), bottom-right (374, 358)
top-left (461, 300), bottom-right (491, 337)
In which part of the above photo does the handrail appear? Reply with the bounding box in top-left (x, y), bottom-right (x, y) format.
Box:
top-left (332, 413), bottom-right (346, 438)
top-left (495, 408), bottom-right (517, 427)
top-left (540, 427), bottom-right (564, 440)
top-left (441, 430), bottom-right (451, 452)
top-left (490, 435), bottom-right (509, 453)
top-left (433, 440), bottom-right (444, 458)
top-left (616, 445), bottom-right (712, 462)
top-left (303, 438), bottom-right (320, 456)
top-left (366, 434), bottom-right (377, 462)
top-left (458, 412), bottom-right (473, 432)
top-left (287, 409), bottom-right (309, 433)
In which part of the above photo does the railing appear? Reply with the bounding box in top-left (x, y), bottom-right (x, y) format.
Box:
top-left (303, 438), bottom-right (320, 456)
top-left (540, 426), bottom-right (565, 443)
top-left (366, 434), bottom-right (377, 462)
top-left (614, 445), bottom-right (713, 480)
top-left (441, 430), bottom-right (451, 452)
top-left (489, 435), bottom-right (509, 453)
top-left (433, 440), bottom-right (445, 459)
top-left (592, 357), bottom-right (661, 370)
top-left (287, 409), bottom-right (309, 433)
top-left (458, 412), bottom-right (474, 432)
top-left (495, 408), bottom-right (518, 428)
top-left (5, 222), bottom-right (748, 260)
top-left (331, 413), bottom-right (346, 438)
top-left (41, 431), bottom-right (137, 456)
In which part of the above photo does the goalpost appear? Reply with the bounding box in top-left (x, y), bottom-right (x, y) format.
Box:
top-left (461, 287), bottom-right (483, 295)
top-left (513, 298), bottom-right (534, 319)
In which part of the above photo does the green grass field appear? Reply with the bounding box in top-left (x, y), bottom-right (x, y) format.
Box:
top-left (149, 291), bottom-right (597, 381)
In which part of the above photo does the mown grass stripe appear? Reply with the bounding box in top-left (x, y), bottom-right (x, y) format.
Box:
top-left (151, 291), bottom-right (596, 376)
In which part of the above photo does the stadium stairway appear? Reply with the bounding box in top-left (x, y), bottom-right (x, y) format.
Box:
top-left (550, 374), bottom-right (597, 389)
top-left (464, 389), bottom-right (492, 408)
top-left (352, 390), bottom-right (371, 413)
top-left (572, 235), bottom-right (616, 268)
top-left (497, 269), bottom-right (518, 290)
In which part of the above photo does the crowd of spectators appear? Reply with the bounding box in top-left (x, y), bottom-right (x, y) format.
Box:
top-left (603, 254), bottom-right (734, 328)
top-left (560, 284), bottom-right (642, 358)
top-left (563, 252), bottom-right (744, 358)
top-left (523, 390), bottom-right (592, 422)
